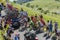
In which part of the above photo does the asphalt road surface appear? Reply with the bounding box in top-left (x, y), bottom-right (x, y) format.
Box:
top-left (14, 30), bottom-right (52, 40)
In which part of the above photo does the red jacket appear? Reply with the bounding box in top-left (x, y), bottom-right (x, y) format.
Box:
top-left (31, 16), bottom-right (37, 23)
top-left (6, 19), bottom-right (12, 24)
top-left (7, 4), bottom-right (13, 10)
top-left (40, 18), bottom-right (45, 25)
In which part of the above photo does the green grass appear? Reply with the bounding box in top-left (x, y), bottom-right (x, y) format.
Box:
top-left (23, 0), bottom-right (60, 18)
top-left (23, 0), bottom-right (60, 10)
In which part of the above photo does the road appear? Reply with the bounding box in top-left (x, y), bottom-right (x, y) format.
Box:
top-left (14, 30), bottom-right (52, 40)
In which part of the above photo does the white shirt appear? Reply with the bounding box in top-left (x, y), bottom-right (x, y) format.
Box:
top-left (40, 22), bottom-right (44, 27)
top-left (11, 33), bottom-right (15, 40)
top-left (1, 10), bottom-right (6, 16)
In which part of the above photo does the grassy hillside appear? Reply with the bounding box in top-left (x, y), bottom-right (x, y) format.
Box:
top-left (23, 0), bottom-right (60, 17)
top-left (23, 0), bottom-right (60, 10)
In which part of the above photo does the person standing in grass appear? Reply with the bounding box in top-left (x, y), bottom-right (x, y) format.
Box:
top-left (19, 8), bottom-right (28, 18)
top-left (31, 15), bottom-right (37, 24)
top-left (54, 22), bottom-right (58, 34)
top-left (39, 15), bottom-right (46, 26)
top-left (19, 8), bottom-right (28, 30)
top-left (0, 3), bottom-right (3, 12)
top-left (43, 20), bottom-right (50, 37)
top-left (7, 3), bottom-right (13, 10)
top-left (35, 14), bottom-right (39, 28)
top-left (39, 15), bottom-right (46, 31)
top-left (31, 16), bottom-right (38, 30)
top-left (49, 20), bottom-right (53, 36)
top-left (46, 20), bottom-right (53, 40)
top-left (2, 17), bottom-right (5, 29)
top-left (35, 14), bottom-right (38, 21)
top-left (30, 16), bottom-right (34, 30)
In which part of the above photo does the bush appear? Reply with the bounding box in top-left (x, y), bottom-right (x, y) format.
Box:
top-left (14, 1), bottom-right (16, 3)
top-left (26, 3), bottom-right (30, 7)
top-left (52, 12), bottom-right (57, 15)
top-left (55, 0), bottom-right (60, 1)
top-left (41, 10), bottom-right (44, 13)
top-left (30, 5), bottom-right (34, 8)
top-left (37, 7), bottom-right (42, 10)
top-left (44, 10), bottom-right (49, 14)
top-left (36, 5), bottom-right (38, 7)
top-left (57, 6), bottom-right (59, 9)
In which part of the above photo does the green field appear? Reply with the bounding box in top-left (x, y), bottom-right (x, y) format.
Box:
top-left (23, 0), bottom-right (60, 19)
top-left (23, 0), bottom-right (60, 10)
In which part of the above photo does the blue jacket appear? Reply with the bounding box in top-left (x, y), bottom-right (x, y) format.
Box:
top-left (14, 36), bottom-right (19, 40)
top-left (12, 18), bottom-right (19, 23)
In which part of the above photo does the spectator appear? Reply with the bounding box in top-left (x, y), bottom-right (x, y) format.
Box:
top-left (0, 3), bottom-right (4, 10)
top-left (39, 15), bottom-right (46, 27)
top-left (19, 8), bottom-right (28, 18)
top-left (7, 3), bottom-right (13, 10)
top-left (43, 20), bottom-right (49, 37)
top-left (0, 3), bottom-right (5, 10)
top-left (49, 20), bottom-right (53, 34)
top-left (46, 20), bottom-right (53, 40)
top-left (46, 20), bottom-right (50, 31)
top-left (11, 33), bottom-right (15, 40)
top-left (31, 16), bottom-right (37, 24)
top-left (30, 19), bottom-right (34, 30)
top-left (2, 17), bottom-right (5, 28)
top-left (0, 17), bottom-right (2, 24)
top-left (35, 14), bottom-right (38, 21)
top-left (57, 31), bottom-right (60, 40)
top-left (54, 22), bottom-right (58, 34)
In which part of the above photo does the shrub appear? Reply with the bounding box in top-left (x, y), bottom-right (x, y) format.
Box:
top-left (26, 3), bottom-right (30, 7)
top-left (14, 1), bottom-right (16, 3)
top-left (30, 5), bottom-right (34, 8)
top-left (44, 10), bottom-right (49, 14)
top-left (36, 5), bottom-right (38, 7)
top-left (55, 0), bottom-right (60, 1)
top-left (57, 6), bottom-right (59, 9)
top-left (37, 7), bottom-right (42, 10)
top-left (41, 10), bottom-right (44, 13)
top-left (52, 12), bottom-right (57, 15)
